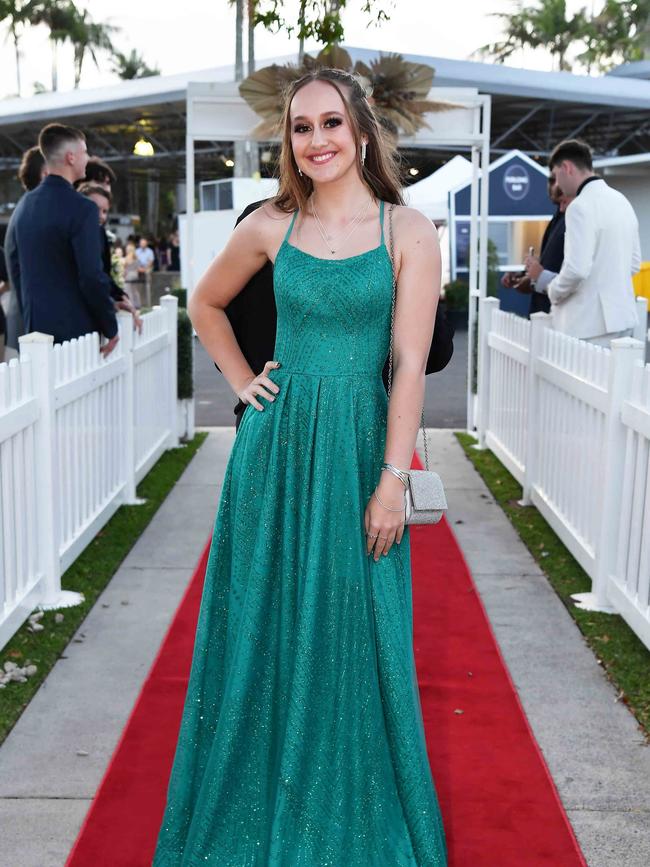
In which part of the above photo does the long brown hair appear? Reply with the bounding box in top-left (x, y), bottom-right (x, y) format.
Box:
top-left (274, 68), bottom-right (405, 213)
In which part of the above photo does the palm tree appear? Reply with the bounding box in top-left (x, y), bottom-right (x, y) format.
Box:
top-left (478, 0), bottom-right (587, 72)
top-left (578, 0), bottom-right (650, 71)
top-left (231, 0), bottom-right (259, 176)
top-left (234, 0), bottom-right (243, 80)
top-left (254, 0), bottom-right (389, 59)
top-left (247, 0), bottom-right (255, 73)
top-left (232, 0), bottom-right (258, 75)
top-left (111, 48), bottom-right (159, 80)
top-left (296, 0), bottom-right (307, 63)
top-left (0, 0), bottom-right (32, 95)
top-left (70, 7), bottom-right (117, 88)
top-left (27, 0), bottom-right (79, 91)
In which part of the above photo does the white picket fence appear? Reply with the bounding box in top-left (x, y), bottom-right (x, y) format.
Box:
top-left (477, 295), bottom-right (650, 651)
top-left (0, 295), bottom-right (180, 649)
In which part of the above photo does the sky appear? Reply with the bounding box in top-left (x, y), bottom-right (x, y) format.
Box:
top-left (0, 0), bottom-right (596, 100)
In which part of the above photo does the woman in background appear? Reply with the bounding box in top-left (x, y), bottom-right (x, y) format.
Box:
top-left (123, 241), bottom-right (142, 310)
top-left (4, 146), bottom-right (48, 353)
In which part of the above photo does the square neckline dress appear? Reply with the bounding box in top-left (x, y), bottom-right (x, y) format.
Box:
top-left (153, 200), bottom-right (448, 866)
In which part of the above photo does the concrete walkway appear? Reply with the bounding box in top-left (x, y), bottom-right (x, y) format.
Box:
top-left (0, 428), bottom-right (648, 867)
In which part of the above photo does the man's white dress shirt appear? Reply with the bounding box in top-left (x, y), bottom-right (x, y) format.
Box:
top-left (547, 178), bottom-right (641, 339)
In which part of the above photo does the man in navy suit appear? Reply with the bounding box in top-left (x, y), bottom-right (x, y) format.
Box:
top-left (5, 123), bottom-right (118, 355)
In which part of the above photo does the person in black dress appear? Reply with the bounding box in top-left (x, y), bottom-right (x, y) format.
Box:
top-left (219, 199), bottom-right (456, 430)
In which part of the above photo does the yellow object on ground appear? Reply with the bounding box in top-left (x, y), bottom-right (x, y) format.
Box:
top-left (633, 262), bottom-right (650, 311)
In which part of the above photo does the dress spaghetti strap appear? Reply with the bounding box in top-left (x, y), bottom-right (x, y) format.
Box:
top-left (283, 210), bottom-right (299, 245)
top-left (379, 200), bottom-right (385, 246)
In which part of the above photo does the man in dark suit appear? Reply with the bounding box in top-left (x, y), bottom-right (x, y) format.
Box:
top-left (221, 200), bottom-right (455, 430)
top-left (523, 172), bottom-right (573, 313)
top-left (0, 245), bottom-right (8, 360)
top-left (5, 123), bottom-right (118, 354)
top-left (504, 172), bottom-right (571, 317)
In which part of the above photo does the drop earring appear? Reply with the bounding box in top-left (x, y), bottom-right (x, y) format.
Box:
top-left (361, 141), bottom-right (367, 164)
top-left (298, 167), bottom-right (303, 177)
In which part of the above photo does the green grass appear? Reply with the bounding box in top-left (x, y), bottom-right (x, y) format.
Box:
top-left (456, 432), bottom-right (650, 741)
top-left (0, 433), bottom-right (208, 745)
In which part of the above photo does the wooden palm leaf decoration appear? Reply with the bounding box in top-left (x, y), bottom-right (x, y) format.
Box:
top-left (357, 54), bottom-right (460, 138)
top-left (237, 48), bottom-right (351, 138)
top-left (239, 50), bottom-right (460, 140)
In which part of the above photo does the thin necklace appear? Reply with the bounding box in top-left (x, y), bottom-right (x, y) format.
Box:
top-left (311, 197), bottom-right (372, 255)
top-left (310, 196), bottom-right (373, 256)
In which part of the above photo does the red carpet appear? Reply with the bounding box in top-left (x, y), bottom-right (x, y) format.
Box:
top-left (66, 454), bottom-right (586, 866)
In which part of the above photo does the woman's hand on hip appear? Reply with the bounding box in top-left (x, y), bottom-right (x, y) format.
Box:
top-left (237, 360), bottom-right (281, 411)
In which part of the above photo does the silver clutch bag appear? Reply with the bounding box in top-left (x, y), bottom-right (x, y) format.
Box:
top-left (404, 469), bottom-right (448, 525)
top-left (387, 203), bottom-right (447, 526)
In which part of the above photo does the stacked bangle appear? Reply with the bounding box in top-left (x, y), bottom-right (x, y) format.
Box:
top-left (381, 463), bottom-right (410, 487)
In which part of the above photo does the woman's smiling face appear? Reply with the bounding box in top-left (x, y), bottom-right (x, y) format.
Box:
top-left (289, 79), bottom-right (363, 184)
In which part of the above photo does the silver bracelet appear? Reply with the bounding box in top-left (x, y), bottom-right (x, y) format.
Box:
top-left (373, 488), bottom-right (406, 512)
top-left (381, 463), bottom-right (410, 487)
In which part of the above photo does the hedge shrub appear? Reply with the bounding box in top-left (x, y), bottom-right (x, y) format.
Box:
top-left (177, 309), bottom-right (193, 399)
top-left (171, 287), bottom-right (187, 309)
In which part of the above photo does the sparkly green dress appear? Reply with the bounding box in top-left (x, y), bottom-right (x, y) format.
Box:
top-left (153, 202), bottom-right (447, 866)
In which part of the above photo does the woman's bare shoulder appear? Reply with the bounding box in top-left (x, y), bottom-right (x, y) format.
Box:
top-left (392, 204), bottom-right (437, 236)
top-left (391, 205), bottom-right (440, 260)
top-left (237, 200), bottom-right (294, 237)
top-left (236, 201), bottom-right (293, 258)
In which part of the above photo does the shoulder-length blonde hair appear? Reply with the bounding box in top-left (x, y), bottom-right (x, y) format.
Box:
top-left (274, 68), bottom-right (405, 213)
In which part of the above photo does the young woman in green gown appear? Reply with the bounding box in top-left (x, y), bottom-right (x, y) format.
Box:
top-left (153, 68), bottom-right (448, 866)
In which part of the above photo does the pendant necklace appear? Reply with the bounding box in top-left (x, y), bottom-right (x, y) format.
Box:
top-left (310, 196), bottom-right (373, 256)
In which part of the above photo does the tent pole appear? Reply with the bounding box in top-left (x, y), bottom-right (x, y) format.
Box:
top-left (466, 144), bottom-right (480, 434)
top-left (185, 91), bottom-right (195, 300)
top-left (479, 97), bottom-right (491, 301)
top-left (474, 96), bottom-right (492, 434)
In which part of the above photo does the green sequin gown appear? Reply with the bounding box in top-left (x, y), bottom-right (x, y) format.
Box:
top-left (153, 202), bottom-right (447, 866)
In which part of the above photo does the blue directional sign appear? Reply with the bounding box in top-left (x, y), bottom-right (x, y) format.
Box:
top-left (454, 152), bottom-right (554, 218)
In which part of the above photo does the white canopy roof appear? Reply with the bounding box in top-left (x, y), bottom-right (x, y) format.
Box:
top-left (403, 155), bottom-right (473, 221)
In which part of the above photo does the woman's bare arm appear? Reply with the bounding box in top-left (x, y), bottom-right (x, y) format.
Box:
top-left (365, 206), bottom-right (441, 560)
top-left (383, 206), bottom-right (441, 474)
top-left (188, 207), bottom-right (290, 405)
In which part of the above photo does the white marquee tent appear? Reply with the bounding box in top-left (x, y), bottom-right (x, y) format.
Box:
top-left (403, 155), bottom-right (473, 222)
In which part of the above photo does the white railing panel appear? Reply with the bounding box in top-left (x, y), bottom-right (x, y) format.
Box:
top-left (133, 306), bottom-right (173, 482)
top-left (0, 357), bottom-right (44, 648)
top-left (51, 335), bottom-right (128, 571)
top-left (531, 329), bottom-right (610, 567)
top-left (479, 296), bottom-right (650, 647)
top-left (0, 294), bottom-right (181, 650)
top-left (485, 309), bottom-right (530, 482)
top-left (609, 361), bottom-right (650, 648)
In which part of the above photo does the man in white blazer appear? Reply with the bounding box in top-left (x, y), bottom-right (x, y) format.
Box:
top-left (544, 139), bottom-right (641, 344)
